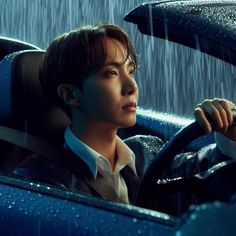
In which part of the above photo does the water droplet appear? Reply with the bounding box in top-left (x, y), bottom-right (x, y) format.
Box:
top-left (137, 229), bottom-right (142, 234)
top-left (190, 213), bottom-right (197, 221)
top-left (176, 230), bottom-right (182, 236)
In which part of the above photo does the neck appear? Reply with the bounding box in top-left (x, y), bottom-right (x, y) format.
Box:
top-left (70, 121), bottom-right (118, 170)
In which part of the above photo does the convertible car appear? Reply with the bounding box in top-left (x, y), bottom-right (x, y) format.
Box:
top-left (0, 0), bottom-right (235, 235)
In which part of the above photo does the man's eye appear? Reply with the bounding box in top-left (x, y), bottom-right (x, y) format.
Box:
top-left (105, 70), bottom-right (118, 77)
top-left (110, 71), bottom-right (117, 75)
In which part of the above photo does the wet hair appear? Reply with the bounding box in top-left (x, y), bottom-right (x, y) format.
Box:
top-left (39, 23), bottom-right (137, 116)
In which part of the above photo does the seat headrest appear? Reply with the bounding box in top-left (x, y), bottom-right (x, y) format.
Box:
top-left (0, 37), bottom-right (41, 61)
top-left (0, 50), bottom-right (70, 145)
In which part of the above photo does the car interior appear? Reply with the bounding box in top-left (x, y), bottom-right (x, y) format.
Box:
top-left (0, 46), bottom-right (215, 173)
top-left (0, 32), bottom-right (230, 220)
top-left (0, 40), bottom-right (212, 173)
top-left (0, 39), bottom-right (179, 235)
top-left (0, 1), bottom-right (236, 234)
top-left (0, 47), bottom-right (72, 171)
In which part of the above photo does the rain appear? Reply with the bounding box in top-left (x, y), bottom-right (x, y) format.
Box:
top-left (1, 1), bottom-right (236, 235)
top-left (1, 0), bottom-right (236, 118)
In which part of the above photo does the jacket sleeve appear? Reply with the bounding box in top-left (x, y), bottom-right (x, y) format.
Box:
top-left (170, 143), bottom-right (232, 178)
top-left (125, 135), bottom-right (233, 216)
top-left (125, 133), bottom-right (233, 178)
top-left (124, 134), bottom-right (164, 176)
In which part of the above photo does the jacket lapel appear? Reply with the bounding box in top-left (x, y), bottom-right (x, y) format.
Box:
top-left (120, 166), bottom-right (142, 204)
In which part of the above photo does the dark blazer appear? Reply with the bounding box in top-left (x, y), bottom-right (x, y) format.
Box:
top-left (13, 135), bottom-right (163, 204)
top-left (12, 134), bottom-right (230, 214)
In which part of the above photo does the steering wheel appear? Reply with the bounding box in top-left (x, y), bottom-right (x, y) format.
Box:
top-left (135, 121), bottom-right (236, 215)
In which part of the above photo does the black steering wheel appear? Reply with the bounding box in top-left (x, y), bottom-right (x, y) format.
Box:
top-left (136, 121), bottom-right (236, 215)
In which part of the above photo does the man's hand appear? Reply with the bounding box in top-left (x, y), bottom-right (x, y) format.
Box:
top-left (194, 98), bottom-right (236, 141)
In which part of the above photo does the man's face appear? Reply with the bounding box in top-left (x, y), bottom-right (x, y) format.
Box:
top-left (77, 37), bottom-right (139, 129)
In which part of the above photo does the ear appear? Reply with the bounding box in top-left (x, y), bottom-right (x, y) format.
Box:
top-left (57, 84), bottom-right (81, 106)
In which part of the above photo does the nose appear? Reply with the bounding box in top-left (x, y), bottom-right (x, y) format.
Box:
top-left (122, 76), bottom-right (138, 96)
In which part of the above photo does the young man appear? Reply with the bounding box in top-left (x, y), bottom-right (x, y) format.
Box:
top-left (14, 23), bottom-right (236, 211)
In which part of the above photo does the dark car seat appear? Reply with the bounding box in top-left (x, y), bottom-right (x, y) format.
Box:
top-left (0, 37), bottom-right (41, 61)
top-left (0, 50), bottom-right (70, 171)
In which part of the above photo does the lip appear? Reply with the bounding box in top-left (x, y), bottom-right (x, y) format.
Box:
top-left (122, 102), bottom-right (137, 112)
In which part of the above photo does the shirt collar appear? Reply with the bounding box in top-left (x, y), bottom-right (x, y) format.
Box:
top-left (115, 136), bottom-right (137, 175)
top-left (64, 126), bottom-right (137, 178)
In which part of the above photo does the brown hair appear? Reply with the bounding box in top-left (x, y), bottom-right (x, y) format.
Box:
top-left (39, 23), bottom-right (137, 116)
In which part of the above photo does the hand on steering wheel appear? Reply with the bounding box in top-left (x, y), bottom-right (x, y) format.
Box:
top-left (195, 98), bottom-right (236, 140)
top-left (136, 99), bottom-right (236, 216)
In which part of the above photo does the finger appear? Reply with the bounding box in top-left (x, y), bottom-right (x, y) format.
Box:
top-left (219, 99), bottom-right (234, 126)
top-left (212, 99), bottom-right (228, 132)
top-left (194, 106), bottom-right (212, 133)
top-left (199, 99), bottom-right (224, 130)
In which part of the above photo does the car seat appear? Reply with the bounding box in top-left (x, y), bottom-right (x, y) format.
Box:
top-left (0, 37), bottom-right (41, 61)
top-left (0, 50), bottom-right (70, 171)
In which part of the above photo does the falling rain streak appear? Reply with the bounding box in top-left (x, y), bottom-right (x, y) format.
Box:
top-left (0, 0), bottom-right (235, 118)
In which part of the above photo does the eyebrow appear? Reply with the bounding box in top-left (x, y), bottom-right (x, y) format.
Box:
top-left (104, 60), bottom-right (135, 68)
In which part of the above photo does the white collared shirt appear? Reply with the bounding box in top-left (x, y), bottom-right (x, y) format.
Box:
top-left (64, 127), bottom-right (137, 203)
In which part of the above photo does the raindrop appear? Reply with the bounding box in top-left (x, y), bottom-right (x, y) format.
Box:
top-left (111, 215), bottom-right (117, 222)
top-left (190, 213), bottom-right (198, 221)
top-left (199, 204), bottom-right (208, 210)
top-left (176, 231), bottom-right (182, 236)
top-left (137, 229), bottom-right (142, 234)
